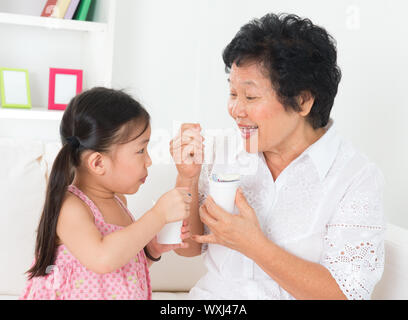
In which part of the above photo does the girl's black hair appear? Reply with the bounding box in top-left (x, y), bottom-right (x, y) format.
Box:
top-left (223, 13), bottom-right (342, 129)
top-left (26, 87), bottom-right (150, 279)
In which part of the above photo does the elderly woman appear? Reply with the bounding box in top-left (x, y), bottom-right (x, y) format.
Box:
top-left (171, 13), bottom-right (385, 300)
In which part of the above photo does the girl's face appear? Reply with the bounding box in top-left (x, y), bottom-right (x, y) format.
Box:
top-left (227, 62), bottom-right (303, 153)
top-left (104, 124), bottom-right (152, 195)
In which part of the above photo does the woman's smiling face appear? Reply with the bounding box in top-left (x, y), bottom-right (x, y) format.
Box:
top-left (227, 61), bottom-right (303, 153)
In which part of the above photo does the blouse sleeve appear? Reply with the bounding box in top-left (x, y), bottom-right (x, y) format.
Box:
top-left (198, 162), bottom-right (213, 254)
top-left (320, 163), bottom-right (386, 300)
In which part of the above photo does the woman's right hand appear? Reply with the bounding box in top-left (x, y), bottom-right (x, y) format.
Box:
top-left (169, 123), bottom-right (204, 180)
top-left (153, 188), bottom-right (192, 224)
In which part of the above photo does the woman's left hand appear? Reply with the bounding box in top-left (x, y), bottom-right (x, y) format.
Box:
top-left (146, 219), bottom-right (191, 259)
top-left (192, 188), bottom-right (265, 256)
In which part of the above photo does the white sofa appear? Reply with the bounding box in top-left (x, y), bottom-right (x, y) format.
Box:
top-left (0, 137), bottom-right (407, 300)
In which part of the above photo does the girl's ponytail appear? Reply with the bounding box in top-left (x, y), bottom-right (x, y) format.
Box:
top-left (27, 142), bottom-right (75, 279)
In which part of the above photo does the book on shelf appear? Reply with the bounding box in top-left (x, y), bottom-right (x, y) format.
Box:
top-left (51, 0), bottom-right (72, 19)
top-left (64, 0), bottom-right (80, 19)
top-left (40, 0), bottom-right (58, 17)
top-left (74, 0), bottom-right (93, 21)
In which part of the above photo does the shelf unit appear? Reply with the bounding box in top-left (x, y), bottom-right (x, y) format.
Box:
top-left (0, 0), bottom-right (116, 138)
top-left (0, 107), bottom-right (63, 121)
top-left (0, 12), bottom-right (107, 32)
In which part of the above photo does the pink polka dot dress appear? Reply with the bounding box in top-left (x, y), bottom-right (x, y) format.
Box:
top-left (19, 185), bottom-right (152, 300)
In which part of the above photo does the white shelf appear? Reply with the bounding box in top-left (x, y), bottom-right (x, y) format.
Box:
top-left (0, 12), bottom-right (107, 33)
top-left (0, 107), bottom-right (63, 121)
top-left (0, 0), bottom-right (115, 141)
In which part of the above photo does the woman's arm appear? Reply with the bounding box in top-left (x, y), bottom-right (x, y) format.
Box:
top-left (247, 235), bottom-right (347, 300)
top-left (169, 123), bottom-right (205, 257)
top-left (174, 174), bottom-right (203, 257)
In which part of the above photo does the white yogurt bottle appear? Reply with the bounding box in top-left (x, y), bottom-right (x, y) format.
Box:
top-left (208, 174), bottom-right (240, 214)
top-left (157, 220), bottom-right (183, 244)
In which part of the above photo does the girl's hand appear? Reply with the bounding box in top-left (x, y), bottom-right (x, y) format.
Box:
top-left (153, 188), bottom-right (191, 224)
top-left (170, 123), bottom-right (204, 180)
top-left (146, 219), bottom-right (191, 258)
top-left (191, 188), bottom-right (266, 256)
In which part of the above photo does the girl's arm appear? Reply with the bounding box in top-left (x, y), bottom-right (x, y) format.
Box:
top-left (57, 189), bottom-right (189, 274)
top-left (117, 193), bottom-right (194, 267)
top-left (115, 194), bottom-right (158, 268)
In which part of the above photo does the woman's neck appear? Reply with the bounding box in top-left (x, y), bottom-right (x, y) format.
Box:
top-left (263, 122), bottom-right (326, 181)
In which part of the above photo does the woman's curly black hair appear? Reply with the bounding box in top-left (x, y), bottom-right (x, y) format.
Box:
top-left (223, 13), bottom-right (342, 129)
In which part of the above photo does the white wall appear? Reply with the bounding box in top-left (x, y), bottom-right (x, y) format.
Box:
top-left (111, 0), bottom-right (408, 228)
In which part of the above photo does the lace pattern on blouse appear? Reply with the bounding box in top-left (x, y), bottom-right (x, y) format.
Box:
top-left (196, 134), bottom-right (385, 300)
top-left (320, 162), bottom-right (386, 299)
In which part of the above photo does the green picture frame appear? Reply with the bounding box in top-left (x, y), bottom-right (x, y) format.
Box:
top-left (0, 68), bottom-right (32, 109)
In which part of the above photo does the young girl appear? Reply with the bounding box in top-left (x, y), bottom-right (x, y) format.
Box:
top-left (20, 87), bottom-right (191, 300)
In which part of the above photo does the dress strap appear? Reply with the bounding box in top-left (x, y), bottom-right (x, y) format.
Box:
top-left (114, 195), bottom-right (135, 223)
top-left (67, 185), bottom-right (105, 222)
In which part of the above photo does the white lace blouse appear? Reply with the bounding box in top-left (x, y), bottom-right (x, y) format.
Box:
top-left (188, 119), bottom-right (386, 300)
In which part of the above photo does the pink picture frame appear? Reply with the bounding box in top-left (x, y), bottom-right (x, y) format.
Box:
top-left (48, 68), bottom-right (83, 110)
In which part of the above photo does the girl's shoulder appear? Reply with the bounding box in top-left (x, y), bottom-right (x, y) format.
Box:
top-left (56, 191), bottom-right (99, 246)
top-left (59, 191), bottom-right (95, 225)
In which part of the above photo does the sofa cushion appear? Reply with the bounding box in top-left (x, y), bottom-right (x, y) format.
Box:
top-left (0, 138), bottom-right (46, 296)
top-left (372, 223), bottom-right (408, 299)
top-left (152, 291), bottom-right (189, 300)
top-left (149, 251), bottom-right (207, 293)
top-left (42, 141), bottom-right (62, 181)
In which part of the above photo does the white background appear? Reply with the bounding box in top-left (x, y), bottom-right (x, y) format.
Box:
top-left (111, 0), bottom-right (408, 228)
top-left (0, 0), bottom-right (406, 229)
